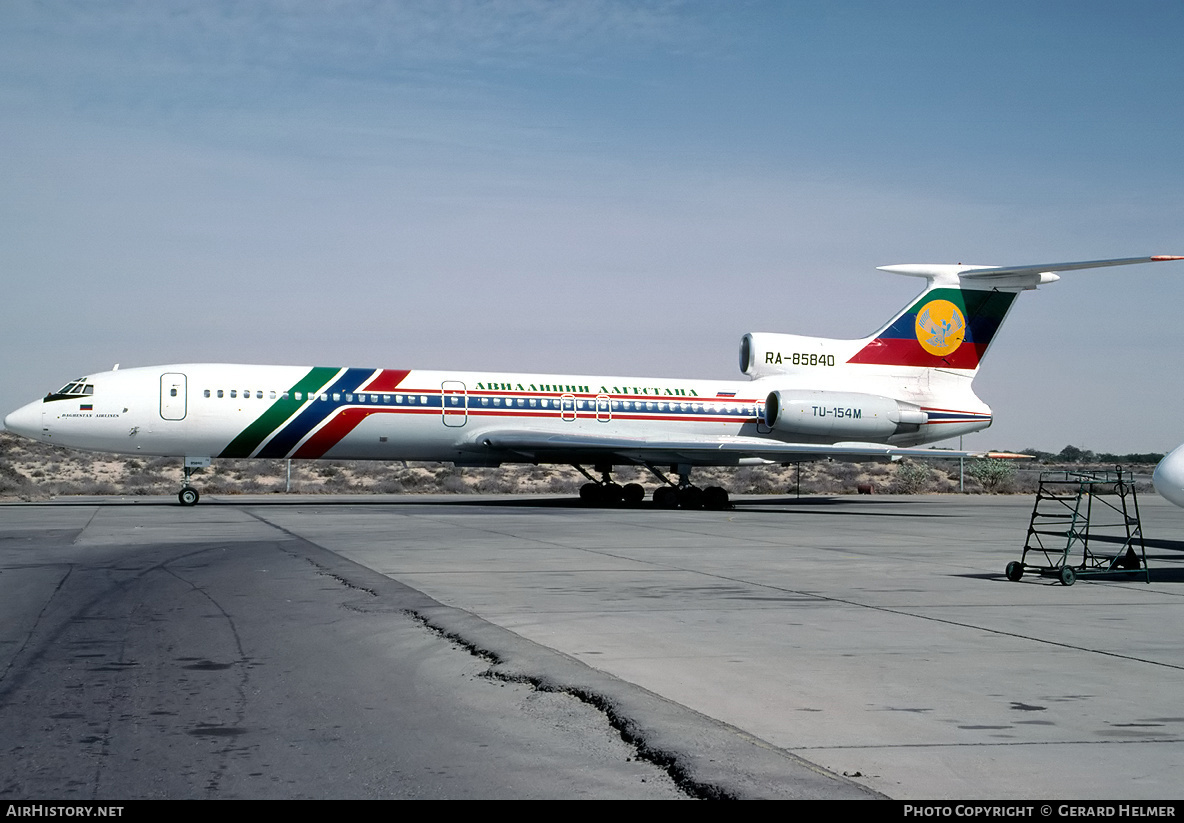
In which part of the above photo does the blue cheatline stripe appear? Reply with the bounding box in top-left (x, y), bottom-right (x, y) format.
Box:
top-left (254, 368), bottom-right (380, 458)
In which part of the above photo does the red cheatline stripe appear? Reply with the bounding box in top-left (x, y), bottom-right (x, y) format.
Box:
top-left (360, 369), bottom-right (411, 392)
top-left (847, 338), bottom-right (986, 368)
top-left (293, 408), bottom-right (374, 459)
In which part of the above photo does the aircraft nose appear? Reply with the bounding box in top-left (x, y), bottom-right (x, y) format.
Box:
top-left (3, 401), bottom-right (41, 440)
top-left (1153, 444), bottom-right (1184, 509)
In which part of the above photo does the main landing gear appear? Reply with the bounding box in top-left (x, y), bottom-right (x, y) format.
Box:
top-left (572, 463), bottom-right (731, 511)
top-left (648, 464), bottom-right (730, 511)
top-left (575, 464), bottom-right (646, 506)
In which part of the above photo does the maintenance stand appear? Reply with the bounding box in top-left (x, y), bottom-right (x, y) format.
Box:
top-left (1006, 469), bottom-right (1149, 586)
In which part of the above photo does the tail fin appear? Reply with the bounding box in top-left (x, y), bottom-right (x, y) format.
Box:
top-left (740, 256), bottom-right (1182, 380)
top-left (849, 256), bottom-right (1183, 372)
top-left (846, 281), bottom-right (1016, 370)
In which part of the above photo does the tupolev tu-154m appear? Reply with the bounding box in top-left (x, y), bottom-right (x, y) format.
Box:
top-left (6, 255), bottom-right (1182, 509)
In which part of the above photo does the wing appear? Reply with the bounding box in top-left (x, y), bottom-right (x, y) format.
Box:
top-left (465, 429), bottom-right (1020, 466)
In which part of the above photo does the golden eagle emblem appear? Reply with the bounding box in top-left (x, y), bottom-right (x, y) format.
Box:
top-left (915, 299), bottom-right (965, 357)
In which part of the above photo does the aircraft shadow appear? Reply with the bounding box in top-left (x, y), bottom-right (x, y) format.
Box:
top-left (10, 494), bottom-right (957, 517)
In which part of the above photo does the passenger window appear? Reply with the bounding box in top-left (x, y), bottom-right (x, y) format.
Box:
top-left (420, 395), bottom-right (427, 404)
top-left (257, 391), bottom-right (263, 399)
top-left (320, 393), bottom-right (327, 401)
top-left (493, 398), bottom-right (501, 406)
top-left (204, 390), bottom-right (211, 398)
top-left (293, 392), bottom-right (301, 401)
top-left (217, 390), bottom-right (224, 398)
top-left (332, 393), bottom-right (340, 401)
top-left (529, 399), bottom-right (537, 407)
top-left (170, 388), bottom-right (178, 397)
top-left (396, 395), bottom-right (403, 403)
top-left (231, 390), bottom-right (237, 398)
top-left (481, 398), bottom-right (489, 406)
top-left (270, 391), bottom-right (276, 399)
top-left (346, 394), bottom-right (353, 402)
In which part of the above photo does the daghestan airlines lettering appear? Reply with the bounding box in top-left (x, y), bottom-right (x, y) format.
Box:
top-left (6, 256), bottom-right (1182, 509)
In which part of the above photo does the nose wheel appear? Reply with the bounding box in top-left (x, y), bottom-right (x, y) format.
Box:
top-left (177, 463), bottom-right (202, 506)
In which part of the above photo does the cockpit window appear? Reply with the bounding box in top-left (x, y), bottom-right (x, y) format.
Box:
top-left (53, 380), bottom-right (95, 397)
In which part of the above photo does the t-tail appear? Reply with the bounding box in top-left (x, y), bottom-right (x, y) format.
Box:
top-left (739, 256), bottom-right (1184, 443)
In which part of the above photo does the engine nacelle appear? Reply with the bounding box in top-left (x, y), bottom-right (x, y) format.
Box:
top-left (740, 332), bottom-right (853, 378)
top-left (764, 390), bottom-right (927, 439)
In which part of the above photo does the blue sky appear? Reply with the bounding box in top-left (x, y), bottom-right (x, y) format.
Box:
top-left (3, 1), bottom-right (1183, 453)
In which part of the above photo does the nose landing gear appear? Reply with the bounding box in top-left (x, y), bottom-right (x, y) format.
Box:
top-left (177, 457), bottom-right (210, 506)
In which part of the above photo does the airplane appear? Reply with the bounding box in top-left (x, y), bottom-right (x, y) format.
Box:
top-left (1153, 444), bottom-right (1184, 508)
top-left (5, 255), bottom-right (1182, 509)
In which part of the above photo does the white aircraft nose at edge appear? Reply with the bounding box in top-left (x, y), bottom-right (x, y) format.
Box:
top-left (1153, 444), bottom-right (1184, 508)
top-left (5, 254), bottom-right (1183, 508)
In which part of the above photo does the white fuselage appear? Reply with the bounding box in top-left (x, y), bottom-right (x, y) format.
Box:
top-left (4, 363), bottom-right (992, 465)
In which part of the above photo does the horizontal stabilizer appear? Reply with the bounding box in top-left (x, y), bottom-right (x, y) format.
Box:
top-left (879, 255), bottom-right (1183, 285)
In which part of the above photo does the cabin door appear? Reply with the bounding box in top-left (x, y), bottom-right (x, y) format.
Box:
top-left (160, 373), bottom-right (187, 421)
top-left (441, 381), bottom-right (467, 427)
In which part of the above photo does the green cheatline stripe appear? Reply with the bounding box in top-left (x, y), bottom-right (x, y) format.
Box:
top-left (913, 288), bottom-right (1015, 319)
top-left (219, 367), bottom-right (339, 458)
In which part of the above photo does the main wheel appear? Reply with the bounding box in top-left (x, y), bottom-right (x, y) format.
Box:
top-left (622, 483), bottom-right (645, 506)
top-left (178, 487), bottom-right (200, 507)
top-left (652, 486), bottom-right (678, 509)
top-left (702, 486), bottom-right (730, 511)
top-left (1005, 561), bottom-right (1023, 582)
top-left (579, 483), bottom-right (603, 505)
top-left (677, 486), bottom-right (704, 510)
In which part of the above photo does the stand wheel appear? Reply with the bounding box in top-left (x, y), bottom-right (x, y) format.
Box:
top-left (1005, 561), bottom-right (1023, 582)
top-left (178, 487), bottom-right (200, 507)
top-left (1059, 566), bottom-right (1077, 586)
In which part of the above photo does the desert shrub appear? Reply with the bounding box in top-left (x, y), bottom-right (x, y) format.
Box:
top-left (0, 464), bottom-right (30, 494)
top-left (370, 478), bottom-right (407, 494)
top-left (547, 474), bottom-right (581, 493)
top-left (968, 459), bottom-right (1016, 493)
top-left (830, 462), bottom-right (860, 486)
top-left (733, 466), bottom-right (780, 494)
top-left (440, 475), bottom-right (469, 494)
top-left (892, 460), bottom-right (933, 494)
top-left (478, 473), bottom-right (520, 493)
